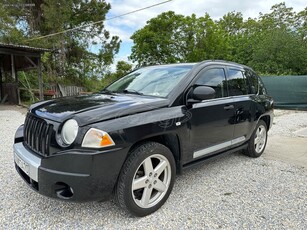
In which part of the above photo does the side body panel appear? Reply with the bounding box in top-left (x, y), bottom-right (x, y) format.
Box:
top-left (186, 98), bottom-right (235, 161)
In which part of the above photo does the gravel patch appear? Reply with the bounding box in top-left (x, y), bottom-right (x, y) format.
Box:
top-left (0, 108), bottom-right (306, 229)
top-left (270, 110), bottom-right (307, 137)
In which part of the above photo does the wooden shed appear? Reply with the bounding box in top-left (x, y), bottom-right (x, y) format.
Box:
top-left (0, 43), bottom-right (50, 104)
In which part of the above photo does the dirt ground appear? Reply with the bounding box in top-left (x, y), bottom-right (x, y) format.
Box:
top-left (1, 105), bottom-right (306, 169)
top-left (0, 104), bottom-right (28, 114)
top-left (265, 110), bottom-right (307, 169)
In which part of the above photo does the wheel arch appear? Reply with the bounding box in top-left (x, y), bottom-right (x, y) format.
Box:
top-left (127, 133), bottom-right (182, 173)
top-left (259, 115), bottom-right (271, 130)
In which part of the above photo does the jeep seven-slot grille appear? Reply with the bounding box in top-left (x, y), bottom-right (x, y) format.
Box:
top-left (24, 113), bottom-right (53, 156)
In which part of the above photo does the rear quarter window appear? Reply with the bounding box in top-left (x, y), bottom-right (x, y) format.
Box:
top-left (244, 69), bottom-right (258, 94)
top-left (244, 69), bottom-right (267, 95)
top-left (258, 77), bottom-right (267, 95)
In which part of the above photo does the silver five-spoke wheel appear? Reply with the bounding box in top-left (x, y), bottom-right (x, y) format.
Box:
top-left (254, 124), bottom-right (267, 154)
top-left (132, 154), bottom-right (171, 208)
top-left (243, 120), bottom-right (268, 158)
top-left (115, 142), bottom-right (175, 217)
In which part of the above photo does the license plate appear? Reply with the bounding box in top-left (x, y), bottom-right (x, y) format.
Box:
top-left (14, 153), bottom-right (29, 176)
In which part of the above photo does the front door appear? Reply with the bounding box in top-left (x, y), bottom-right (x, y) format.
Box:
top-left (187, 67), bottom-right (235, 161)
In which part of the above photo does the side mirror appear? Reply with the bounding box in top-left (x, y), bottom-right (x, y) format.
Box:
top-left (190, 86), bottom-right (216, 101)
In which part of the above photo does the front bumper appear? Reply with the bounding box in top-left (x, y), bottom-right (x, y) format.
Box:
top-left (13, 142), bottom-right (128, 202)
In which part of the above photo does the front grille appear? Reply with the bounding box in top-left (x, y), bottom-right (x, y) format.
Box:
top-left (24, 113), bottom-right (53, 156)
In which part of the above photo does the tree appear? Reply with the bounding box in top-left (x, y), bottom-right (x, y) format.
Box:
top-left (183, 13), bottom-right (229, 61)
top-left (297, 7), bottom-right (307, 40)
top-left (130, 3), bottom-right (307, 75)
top-left (130, 11), bottom-right (229, 66)
top-left (0, 1), bottom-right (25, 43)
top-left (0, 0), bottom-right (120, 89)
top-left (252, 3), bottom-right (307, 74)
top-left (130, 11), bottom-right (186, 66)
top-left (217, 12), bottom-right (244, 62)
top-left (251, 29), bottom-right (307, 75)
top-left (259, 2), bottom-right (296, 31)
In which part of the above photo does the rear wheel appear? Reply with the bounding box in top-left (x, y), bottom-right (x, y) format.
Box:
top-left (244, 120), bottom-right (268, 158)
top-left (115, 142), bottom-right (176, 217)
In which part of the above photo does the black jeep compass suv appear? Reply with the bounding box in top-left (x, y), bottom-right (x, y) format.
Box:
top-left (13, 60), bottom-right (273, 216)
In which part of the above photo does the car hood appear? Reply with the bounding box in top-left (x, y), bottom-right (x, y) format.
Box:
top-left (30, 93), bottom-right (170, 126)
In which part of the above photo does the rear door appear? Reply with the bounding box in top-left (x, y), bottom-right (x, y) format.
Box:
top-left (226, 68), bottom-right (254, 144)
top-left (186, 66), bottom-right (235, 161)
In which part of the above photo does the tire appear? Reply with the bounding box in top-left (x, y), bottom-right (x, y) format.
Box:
top-left (244, 120), bottom-right (268, 158)
top-left (115, 142), bottom-right (176, 217)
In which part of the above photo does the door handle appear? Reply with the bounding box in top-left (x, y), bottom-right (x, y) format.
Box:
top-left (224, 105), bottom-right (234, 110)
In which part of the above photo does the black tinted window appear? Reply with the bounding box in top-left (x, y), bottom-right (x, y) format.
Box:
top-left (227, 69), bottom-right (248, 96)
top-left (244, 70), bottom-right (258, 94)
top-left (195, 68), bottom-right (227, 98)
top-left (258, 78), bottom-right (267, 95)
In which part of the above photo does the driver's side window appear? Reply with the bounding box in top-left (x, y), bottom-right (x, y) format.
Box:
top-left (195, 68), bottom-right (228, 98)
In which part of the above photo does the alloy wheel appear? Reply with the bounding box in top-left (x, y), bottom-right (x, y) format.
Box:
top-left (254, 124), bottom-right (267, 153)
top-left (131, 154), bottom-right (172, 208)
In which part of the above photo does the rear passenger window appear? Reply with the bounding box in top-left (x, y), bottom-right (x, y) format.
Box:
top-left (227, 69), bottom-right (248, 96)
top-left (195, 68), bottom-right (227, 98)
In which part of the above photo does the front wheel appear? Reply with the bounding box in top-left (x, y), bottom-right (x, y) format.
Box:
top-left (244, 120), bottom-right (268, 158)
top-left (115, 142), bottom-right (176, 217)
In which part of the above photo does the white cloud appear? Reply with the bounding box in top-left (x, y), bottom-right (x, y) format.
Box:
top-left (105, 21), bottom-right (132, 42)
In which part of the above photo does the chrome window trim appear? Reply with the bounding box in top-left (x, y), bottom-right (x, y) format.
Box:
top-left (193, 95), bottom-right (254, 108)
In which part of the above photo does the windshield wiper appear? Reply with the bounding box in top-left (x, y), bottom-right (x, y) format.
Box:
top-left (121, 89), bottom-right (143, 95)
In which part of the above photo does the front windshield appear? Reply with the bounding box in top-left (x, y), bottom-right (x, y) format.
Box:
top-left (105, 65), bottom-right (194, 97)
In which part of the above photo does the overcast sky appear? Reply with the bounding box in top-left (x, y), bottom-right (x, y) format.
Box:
top-left (100, 0), bottom-right (306, 67)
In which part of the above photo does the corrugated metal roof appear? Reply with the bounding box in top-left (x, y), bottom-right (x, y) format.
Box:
top-left (0, 43), bottom-right (51, 53)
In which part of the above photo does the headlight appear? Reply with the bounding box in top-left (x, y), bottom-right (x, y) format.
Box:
top-left (82, 128), bottom-right (115, 148)
top-left (61, 119), bottom-right (79, 145)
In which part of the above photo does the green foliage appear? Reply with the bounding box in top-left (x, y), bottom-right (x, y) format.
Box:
top-left (0, 1), bottom-right (25, 43)
top-left (297, 7), bottom-right (307, 39)
top-left (130, 3), bottom-right (307, 75)
top-left (0, 0), bottom-right (120, 91)
top-left (130, 11), bottom-right (184, 65)
top-left (251, 29), bottom-right (307, 75)
top-left (130, 12), bottom-right (229, 66)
